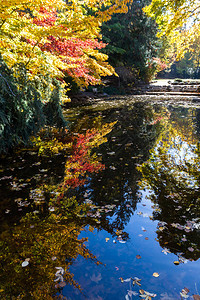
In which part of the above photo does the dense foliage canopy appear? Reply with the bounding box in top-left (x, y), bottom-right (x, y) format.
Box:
top-left (0, 0), bottom-right (132, 89)
top-left (144, 0), bottom-right (200, 60)
top-left (0, 0), bottom-right (132, 152)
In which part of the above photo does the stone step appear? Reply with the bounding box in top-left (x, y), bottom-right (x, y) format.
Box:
top-left (145, 91), bottom-right (200, 96)
top-left (148, 86), bottom-right (200, 92)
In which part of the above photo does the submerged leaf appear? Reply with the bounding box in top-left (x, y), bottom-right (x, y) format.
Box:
top-left (128, 290), bottom-right (138, 296)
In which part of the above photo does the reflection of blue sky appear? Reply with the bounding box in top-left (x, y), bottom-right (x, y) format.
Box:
top-left (63, 186), bottom-right (200, 299)
top-left (62, 104), bottom-right (200, 299)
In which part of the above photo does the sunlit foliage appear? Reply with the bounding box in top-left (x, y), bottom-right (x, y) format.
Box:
top-left (0, 0), bottom-right (132, 89)
top-left (144, 0), bottom-right (200, 60)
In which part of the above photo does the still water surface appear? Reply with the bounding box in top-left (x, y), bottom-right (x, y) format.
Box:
top-left (1, 96), bottom-right (200, 299)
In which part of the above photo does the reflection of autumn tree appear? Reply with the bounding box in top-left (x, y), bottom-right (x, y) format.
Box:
top-left (138, 108), bottom-right (200, 260)
top-left (0, 213), bottom-right (100, 299)
top-left (67, 102), bottom-right (171, 232)
top-left (0, 123), bottom-right (115, 299)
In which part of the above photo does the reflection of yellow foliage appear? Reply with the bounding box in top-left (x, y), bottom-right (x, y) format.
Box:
top-left (0, 213), bottom-right (100, 299)
top-left (31, 127), bottom-right (72, 156)
top-left (0, 121), bottom-right (117, 299)
top-left (138, 108), bottom-right (200, 203)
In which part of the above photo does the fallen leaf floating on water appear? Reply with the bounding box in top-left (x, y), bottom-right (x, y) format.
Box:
top-left (158, 221), bottom-right (167, 227)
top-left (139, 289), bottom-right (157, 299)
top-left (137, 211), bottom-right (143, 215)
top-left (143, 213), bottom-right (149, 218)
top-left (158, 226), bottom-right (165, 231)
top-left (180, 287), bottom-right (190, 298)
top-left (51, 256), bottom-right (57, 261)
top-left (178, 256), bottom-right (188, 264)
top-left (107, 152), bottom-right (115, 155)
top-left (188, 247), bottom-right (194, 252)
top-left (25, 258), bottom-right (30, 262)
top-left (54, 267), bottom-right (64, 283)
top-left (119, 277), bottom-right (141, 286)
top-left (136, 255), bottom-right (141, 259)
top-left (132, 277), bottom-right (142, 286)
top-left (162, 248), bottom-right (171, 255)
top-left (145, 237), bottom-right (149, 240)
top-left (49, 207), bottom-right (55, 212)
top-left (123, 278), bottom-right (132, 282)
top-left (181, 237), bottom-right (187, 242)
top-left (22, 261), bottom-right (29, 267)
top-left (141, 226), bottom-right (147, 232)
top-left (173, 261), bottom-right (180, 265)
top-left (109, 166), bottom-right (116, 170)
top-left (152, 272), bottom-right (159, 277)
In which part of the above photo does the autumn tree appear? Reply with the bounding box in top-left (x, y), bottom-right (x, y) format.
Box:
top-left (0, 0), bottom-right (132, 152)
top-left (0, 0), bottom-right (133, 90)
top-left (144, 0), bottom-right (200, 61)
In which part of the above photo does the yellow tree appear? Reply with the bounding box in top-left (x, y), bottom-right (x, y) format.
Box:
top-left (0, 0), bottom-right (132, 96)
top-left (144, 0), bottom-right (200, 60)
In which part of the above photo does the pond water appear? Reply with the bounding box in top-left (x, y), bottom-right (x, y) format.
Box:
top-left (0, 96), bottom-right (200, 299)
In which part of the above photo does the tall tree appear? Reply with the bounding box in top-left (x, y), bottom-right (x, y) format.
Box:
top-left (101, 0), bottom-right (165, 81)
top-left (144, 0), bottom-right (200, 60)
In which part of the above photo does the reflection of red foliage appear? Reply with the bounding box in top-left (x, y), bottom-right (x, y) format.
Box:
top-left (149, 116), bottom-right (164, 125)
top-left (58, 130), bottom-right (105, 194)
